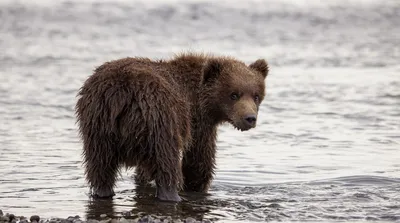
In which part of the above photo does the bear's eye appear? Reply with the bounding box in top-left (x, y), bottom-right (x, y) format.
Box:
top-left (254, 95), bottom-right (260, 102)
top-left (230, 92), bottom-right (240, 100)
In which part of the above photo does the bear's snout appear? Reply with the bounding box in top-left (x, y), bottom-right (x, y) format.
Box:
top-left (244, 114), bottom-right (257, 127)
top-left (230, 99), bottom-right (258, 131)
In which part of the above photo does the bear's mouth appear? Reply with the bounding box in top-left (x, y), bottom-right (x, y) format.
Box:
top-left (228, 120), bottom-right (252, 132)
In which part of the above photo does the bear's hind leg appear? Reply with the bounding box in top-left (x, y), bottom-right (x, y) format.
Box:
top-left (154, 156), bottom-right (183, 202)
top-left (83, 141), bottom-right (120, 198)
top-left (125, 71), bottom-right (189, 202)
top-left (151, 133), bottom-right (184, 202)
top-left (144, 109), bottom-right (185, 202)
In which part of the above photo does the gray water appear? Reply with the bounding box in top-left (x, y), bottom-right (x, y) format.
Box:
top-left (1, 0), bottom-right (399, 222)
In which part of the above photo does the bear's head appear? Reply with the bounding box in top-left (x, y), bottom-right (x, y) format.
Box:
top-left (201, 57), bottom-right (269, 131)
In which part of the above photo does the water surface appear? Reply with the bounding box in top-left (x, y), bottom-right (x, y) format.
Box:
top-left (0, 0), bottom-right (399, 222)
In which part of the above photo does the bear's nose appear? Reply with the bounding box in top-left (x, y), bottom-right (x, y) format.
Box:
top-left (244, 114), bottom-right (257, 126)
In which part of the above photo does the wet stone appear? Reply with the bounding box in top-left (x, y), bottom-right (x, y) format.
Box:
top-left (119, 217), bottom-right (128, 223)
top-left (67, 217), bottom-right (76, 221)
top-left (20, 220), bottom-right (29, 223)
top-left (87, 220), bottom-right (100, 223)
top-left (184, 217), bottom-right (196, 223)
top-left (164, 217), bottom-right (172, 222)
top-left (99, 219), bottom-right (111, 223)
top-left (60, 219), bottom-right (72, 223)
top-left (138, 216), bottom-right (152, 223)
top-left (9, 214), bottom-right (15, 221)
top-left (100, 214), bottom-right (107, 218)
top-left (0, 210), bottom-right (3, 216)
top-left (30, 215), bottom-right (40, 222)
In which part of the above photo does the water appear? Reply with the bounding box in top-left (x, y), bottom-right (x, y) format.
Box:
top-left (1, 0), bottom-right (399, 222)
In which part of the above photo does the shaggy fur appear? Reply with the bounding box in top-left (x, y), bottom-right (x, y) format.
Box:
top-left (75, 52), bottom-right (269, 202)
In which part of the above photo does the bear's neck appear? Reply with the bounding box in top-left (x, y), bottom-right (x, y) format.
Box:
top-left (195, 106), bottom-right (227, 129)
top-left (191, 113), bottom-right (220, 140)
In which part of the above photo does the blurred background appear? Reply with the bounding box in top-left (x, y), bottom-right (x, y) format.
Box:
top-left (0, 0), bottom-right (399, 222)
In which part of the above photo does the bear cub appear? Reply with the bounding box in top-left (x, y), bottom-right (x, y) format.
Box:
top-left (75, 52), bottom-right (269, 202)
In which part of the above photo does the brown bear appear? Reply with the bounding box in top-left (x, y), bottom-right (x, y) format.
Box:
top-left (75, 52), bottom-right (269, 202)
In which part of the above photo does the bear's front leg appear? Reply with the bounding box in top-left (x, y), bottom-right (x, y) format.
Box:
top-left (182, 128), bottom-right (217, 193)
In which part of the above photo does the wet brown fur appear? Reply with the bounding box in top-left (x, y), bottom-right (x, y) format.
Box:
top-left (75, 52), bottom-right (269, 200)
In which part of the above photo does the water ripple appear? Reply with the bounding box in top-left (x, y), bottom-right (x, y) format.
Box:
top-left (0, 0), bottom-right (399, 222)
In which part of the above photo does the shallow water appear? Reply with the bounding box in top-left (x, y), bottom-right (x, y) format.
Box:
top-left (0, 0), bottom-right (399, 222)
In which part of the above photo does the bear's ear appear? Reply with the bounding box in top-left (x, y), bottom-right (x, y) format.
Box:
top-left (202, 59), bottom-right (222, 84)
top-left (249, 59), bottom-right (269, 79)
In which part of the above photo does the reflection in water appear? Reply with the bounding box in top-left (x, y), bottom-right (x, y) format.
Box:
top-left (86, 176), bottom-right (400, 221)
top-left (85, 184), bottom-right (218, 221)
top-left (86, 198), bottom-right (115, 220)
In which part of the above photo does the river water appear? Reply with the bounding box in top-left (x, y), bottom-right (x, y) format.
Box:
top-left (0, 0), bottom-right (399, 222)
